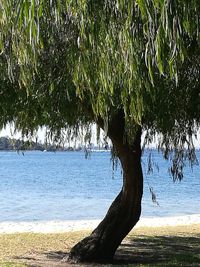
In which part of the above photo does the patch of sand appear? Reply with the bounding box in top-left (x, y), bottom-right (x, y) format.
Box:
top-left (0, 214), bottom-right (200, 234)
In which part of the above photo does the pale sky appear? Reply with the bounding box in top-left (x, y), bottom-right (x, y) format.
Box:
top-left (0, 125), bottom-right (46, 143)
top-left (0, 124), bottom-right (200, 148)
top-left (0, 124), bottom-right (105, 147)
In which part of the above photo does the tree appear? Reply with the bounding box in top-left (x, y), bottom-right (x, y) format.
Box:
top-left (0, 0), bottom-right (200, 263)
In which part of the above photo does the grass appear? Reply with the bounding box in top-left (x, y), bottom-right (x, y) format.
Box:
top-left (0, 231), bottom-right (88, 267)
top-left (0, 224), bottom-right (200, 266)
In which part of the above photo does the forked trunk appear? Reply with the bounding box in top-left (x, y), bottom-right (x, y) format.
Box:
top-left (68, 119), bottom-right (143, 263)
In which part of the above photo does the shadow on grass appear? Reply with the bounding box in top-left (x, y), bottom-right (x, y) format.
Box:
top-left (114, 234), bottom-right (200, 266)
top-left (14, 235), bottom-right (200, 266)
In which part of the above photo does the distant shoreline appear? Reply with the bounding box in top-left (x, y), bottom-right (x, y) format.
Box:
top-left (1, 148), bottom-right (200, 152)
top-left (0, 136), bottom-right (111, 152)
top-left (1, 214), bottom-right (200, 234)
top-left (0, 149), bottom-right (111, 152)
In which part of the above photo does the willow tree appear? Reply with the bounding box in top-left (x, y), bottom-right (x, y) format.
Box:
top-left (0, 0), bottom-right (200, 263)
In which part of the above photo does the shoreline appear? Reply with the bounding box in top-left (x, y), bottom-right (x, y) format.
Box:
top-left (1, 214), bottom-right (200, 234)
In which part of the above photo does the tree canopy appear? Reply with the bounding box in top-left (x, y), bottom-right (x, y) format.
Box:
top-left (1, 1), bottom-right (200, 263)
top-left (0, 1), bottom-right (200, 178)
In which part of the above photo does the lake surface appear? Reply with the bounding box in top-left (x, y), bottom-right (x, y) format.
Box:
top-left (0, 150), bottom-right (199, 222)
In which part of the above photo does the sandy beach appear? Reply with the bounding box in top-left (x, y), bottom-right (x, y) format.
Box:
top-left (1, 214), bottom-right (200, 234)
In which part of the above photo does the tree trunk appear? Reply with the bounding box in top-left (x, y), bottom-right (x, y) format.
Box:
top-left (68, 115), bottom-right (143, 263)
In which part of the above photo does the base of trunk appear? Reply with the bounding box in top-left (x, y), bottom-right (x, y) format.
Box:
top-left (67, 192), bottom-right (123, 263)
top-left (67, 186), bottom-right (142, 263)
top-left (67, 235), bottom-right (114, 263)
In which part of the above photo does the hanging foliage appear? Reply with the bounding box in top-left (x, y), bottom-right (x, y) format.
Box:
top-left (0, 0), bottom-right (200, 179)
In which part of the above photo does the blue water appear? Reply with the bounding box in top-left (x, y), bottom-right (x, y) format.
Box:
top-left (0, 150), bottom-right (199, 222)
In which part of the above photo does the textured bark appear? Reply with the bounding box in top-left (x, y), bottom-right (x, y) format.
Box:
top-left (68, 114), bottom-right (143, 263)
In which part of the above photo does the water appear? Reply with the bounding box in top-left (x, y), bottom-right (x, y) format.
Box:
top-left (0, 150), bottom-right (199, 222)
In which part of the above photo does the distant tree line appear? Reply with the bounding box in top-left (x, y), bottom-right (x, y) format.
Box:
top-left (0, 136), bottom-right (75, 151)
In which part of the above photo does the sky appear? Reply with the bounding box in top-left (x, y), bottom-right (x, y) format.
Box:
top-left (1, 123), bottom-right (200, 148)
top-left (0, 124), bottom-right (45, 143)
top-left (0, 124), bottom-right (105, 147)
